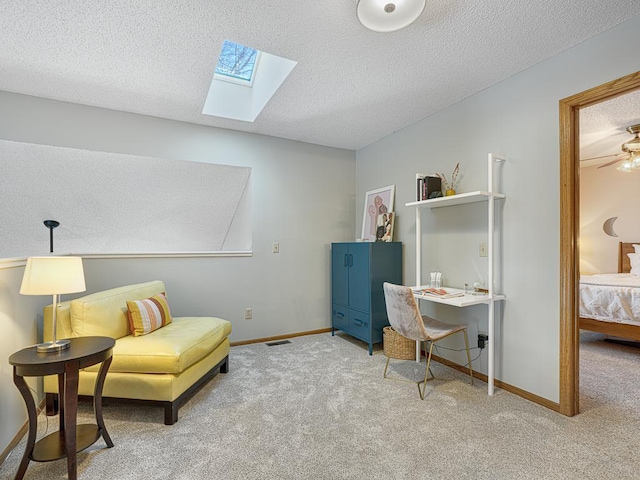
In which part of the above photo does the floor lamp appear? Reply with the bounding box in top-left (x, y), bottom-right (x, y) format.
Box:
top-left (20, 256), bottom-right (86, 353)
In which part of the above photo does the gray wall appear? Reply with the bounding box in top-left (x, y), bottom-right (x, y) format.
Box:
top-left (356, 15), bottom-right (640, 402)
top-left (0, 94), bottom-right (355, 454)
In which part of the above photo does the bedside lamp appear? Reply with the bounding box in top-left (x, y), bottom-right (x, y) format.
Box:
top-left (20, 256), bottom-right (86, 353)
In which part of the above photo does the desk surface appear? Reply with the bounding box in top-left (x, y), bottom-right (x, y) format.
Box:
top-left (412, 286), bottom-right (506, 307)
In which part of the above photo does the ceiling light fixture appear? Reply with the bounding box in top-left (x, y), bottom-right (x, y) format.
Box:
top-left (622, 124), bottom-right (640, 152)
top-left (615, 150), bottom-right (640, 172)
top-left (357, 0), bottom-right (426, 33)
top-left (616, 125), bottom-right (640, 172)
top-left (616, 159), bottom-right (633, 172)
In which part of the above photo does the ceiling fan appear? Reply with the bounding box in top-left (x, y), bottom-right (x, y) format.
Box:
top-left (584, 124), bottom-right (640, 170)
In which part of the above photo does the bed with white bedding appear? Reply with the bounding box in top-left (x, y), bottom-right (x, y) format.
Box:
top-left (579, 242), bottom-right (640, 341)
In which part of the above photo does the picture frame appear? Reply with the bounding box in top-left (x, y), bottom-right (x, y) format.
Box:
top-left (361, 185), bottom-right (395, 242)
top-left (375, 212), bottom-right (395, 242)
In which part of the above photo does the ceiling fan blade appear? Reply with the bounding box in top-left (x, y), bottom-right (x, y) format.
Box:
top-left (580, 153), bottom-right (617, 162)
top-left (597, 158), bottom-right (623, 169)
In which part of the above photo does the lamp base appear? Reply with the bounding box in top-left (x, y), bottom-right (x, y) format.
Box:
top-left (36, 339), bottom-right (70, 353)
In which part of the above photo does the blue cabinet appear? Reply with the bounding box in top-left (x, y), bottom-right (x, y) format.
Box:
top-left (331, 242), bottom-right (402, 354)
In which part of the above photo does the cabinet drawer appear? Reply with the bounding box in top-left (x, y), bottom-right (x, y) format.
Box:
top-left (332, 305), bottom-right (349, 331)
top-left (348, 311), bottom-right (370, 342)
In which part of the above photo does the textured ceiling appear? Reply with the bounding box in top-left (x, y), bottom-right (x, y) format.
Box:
top-left (1, 1), bottom-right (639, 150)
top-left (580, 90), bottom-right (640, 165)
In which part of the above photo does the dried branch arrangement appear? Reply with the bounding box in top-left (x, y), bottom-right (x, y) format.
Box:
top-left (438, 163), bottom-right (460, 191)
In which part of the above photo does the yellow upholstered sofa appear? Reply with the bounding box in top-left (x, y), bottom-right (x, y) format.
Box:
top-left (43, 281), bottom-right (231, 424)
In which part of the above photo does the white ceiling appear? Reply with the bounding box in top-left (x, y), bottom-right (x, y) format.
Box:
top-left (1, 1), bottom-right (639, 150)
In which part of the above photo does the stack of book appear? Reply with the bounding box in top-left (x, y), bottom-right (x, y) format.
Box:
top-left (416, 174), bottom-right (442, 201)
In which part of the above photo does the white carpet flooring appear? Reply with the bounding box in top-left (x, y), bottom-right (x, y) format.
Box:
top-left (1, 331), bottom-right (638, 479)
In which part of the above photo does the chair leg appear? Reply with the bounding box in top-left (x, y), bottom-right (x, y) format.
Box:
top-left (419, 342), bottom-right (435, 400)
top-left (384, 341), bottom-right (435, 397)
top-left (463, 329), bottom-right (474, 386)
top-left (383, 355), bottom-right (392, 378)
top-left (425, 341), bottom-right (435, 380)
top-left (383, 354), bottom-right (430, 380)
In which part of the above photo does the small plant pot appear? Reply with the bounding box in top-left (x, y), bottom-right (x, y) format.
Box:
top-left (445, 189), bottom-right (456, 196)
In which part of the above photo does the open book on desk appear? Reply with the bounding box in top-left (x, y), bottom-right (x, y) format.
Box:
top-left (412, 287), bottom-right (465, 299)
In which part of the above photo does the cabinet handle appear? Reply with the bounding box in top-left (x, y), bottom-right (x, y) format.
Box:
top-left (335, 312), bottom-right (345, 318)
top-left (344, 254), bottom-right (348, 266)
top-left (353, 319), bottom-right (364, 326)
top-left (349, 254), bottom-right (353, 267)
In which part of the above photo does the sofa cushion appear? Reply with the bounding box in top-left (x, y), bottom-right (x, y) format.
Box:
top-left (70, 281), bottom-right (165, 339)
top-left (127, 293), bottom-right (173, 336)
top-left (84, 316), bottom-right (232, 374)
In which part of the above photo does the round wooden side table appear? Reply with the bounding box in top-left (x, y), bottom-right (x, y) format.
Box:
top-left (9, 336), bottom-right (115, 480)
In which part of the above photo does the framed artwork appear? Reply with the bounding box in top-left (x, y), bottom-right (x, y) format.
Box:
top-left (375, 212), bottom-right (395, 242)
top-left (361, 185), bottom-right (395, 241)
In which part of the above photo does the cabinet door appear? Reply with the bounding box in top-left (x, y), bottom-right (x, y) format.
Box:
top-left (348, 242), bottom-right (370, 312)
top-left (331, 243), bottom-right (349, 306)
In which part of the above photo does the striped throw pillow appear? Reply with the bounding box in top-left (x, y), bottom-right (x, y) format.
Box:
top-left (127, 293), bottom-right (172, 336)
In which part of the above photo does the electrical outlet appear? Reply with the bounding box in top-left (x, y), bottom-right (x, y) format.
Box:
top-left (478, 333), bottom-right (488, 349)
top-left (244, 308), bottom-right (252, 320)
top-left (479, 243), bottom-right (488, 257)
top-left (272, 242), bottom-right (279, 253)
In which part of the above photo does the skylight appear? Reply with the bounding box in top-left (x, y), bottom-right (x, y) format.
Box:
top-left (214, 40), bottom-right (258, 84)
top-left (203, 40), bottom-right (297, 123)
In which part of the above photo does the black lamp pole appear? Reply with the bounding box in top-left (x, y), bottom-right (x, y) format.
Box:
top-left (43, 220), bottom-right (60, 253)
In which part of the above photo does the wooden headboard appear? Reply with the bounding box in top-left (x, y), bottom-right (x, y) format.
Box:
top-left (619, 242), bottom-right (638, 273)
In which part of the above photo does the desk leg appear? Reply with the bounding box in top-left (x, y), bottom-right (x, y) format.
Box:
top-left (12, 371), bottom-right (36, 480)
top-left (63, 362), bottom-right (79, 480)
top-left (94, 356), bottom-right (114, 447)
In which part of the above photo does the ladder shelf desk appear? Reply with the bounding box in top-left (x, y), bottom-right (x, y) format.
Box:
top-left (406, 154), bottom-right (505, 396)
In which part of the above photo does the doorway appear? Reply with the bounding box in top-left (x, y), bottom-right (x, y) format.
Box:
top-left (559, 71), bottom-right (640, 416)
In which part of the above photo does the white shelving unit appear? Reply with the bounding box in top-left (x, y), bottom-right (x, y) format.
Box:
top-left (406, 153), bottom-right (506, 396)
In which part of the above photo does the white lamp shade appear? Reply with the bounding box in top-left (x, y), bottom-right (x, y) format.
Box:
top-left (357, 0), bottom-right (426, 33)
top-left (20, 256), bottom-right (86, 295)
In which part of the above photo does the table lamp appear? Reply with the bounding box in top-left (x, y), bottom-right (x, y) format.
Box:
top-left (20, 256), bottom-right (86, 353)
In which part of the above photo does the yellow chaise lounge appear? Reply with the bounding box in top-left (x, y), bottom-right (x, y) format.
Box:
top-left (43, 281), bottom-right (231, 425)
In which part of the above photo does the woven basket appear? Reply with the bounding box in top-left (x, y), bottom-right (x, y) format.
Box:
top-left (383, 326), bottom-right (416, 360)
